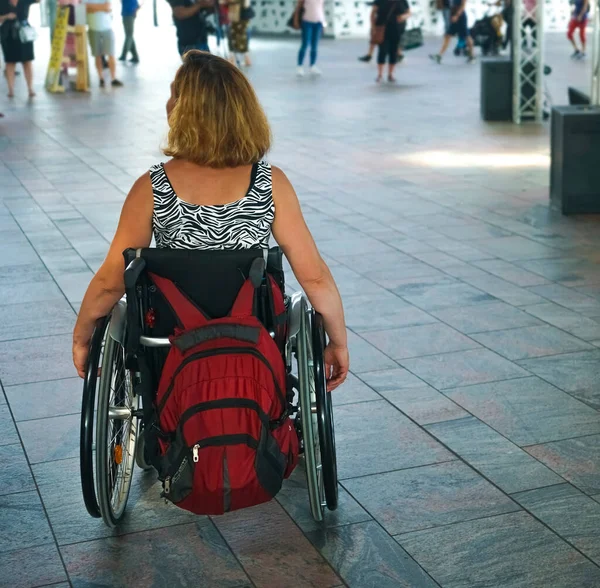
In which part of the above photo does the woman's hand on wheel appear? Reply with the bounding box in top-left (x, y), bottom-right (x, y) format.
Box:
top-left (73, 340), bottom-right (89, 379)
top-left (324, 343), bottom-right (349, 392)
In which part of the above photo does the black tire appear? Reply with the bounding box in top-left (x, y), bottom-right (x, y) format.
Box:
top-left (80, 316), bottom-right (110, 519)
top-left (96, 326), bottom-right (139, 527)
top-left (311, 311), bottom-right (338, 511)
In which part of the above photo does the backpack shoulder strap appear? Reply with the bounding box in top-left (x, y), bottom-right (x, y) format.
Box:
top-left (148, 272), bottom-right (209, 330)
top-left (229, 257), bottom-right (265, 318)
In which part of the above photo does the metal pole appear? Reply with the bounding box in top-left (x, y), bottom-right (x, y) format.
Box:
top-left (592, 0), bottom-right (600, 104)
top-left (535, 0), bottom-right (544, 122)
top-left (512, 0), bottom-right (522, 123)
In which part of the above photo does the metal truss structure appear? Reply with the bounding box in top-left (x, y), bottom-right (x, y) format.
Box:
top-left (512, 0), bottom-right (545, 123)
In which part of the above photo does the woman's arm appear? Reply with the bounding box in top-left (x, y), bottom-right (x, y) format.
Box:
top-left (0, 12), bottom-right (17, 22)
top-left (293, 0), bottom-right (303, 27)
top-left (72, 174), bottom-right (153, 377)
top-left (271, 166), bottom-right (349, 390)
top-left (370, 4), bottom-right (377, 26)
top-left (578, 0), bottom-right (588, 19)
top-left (398, 7), bottom-right (410, 22)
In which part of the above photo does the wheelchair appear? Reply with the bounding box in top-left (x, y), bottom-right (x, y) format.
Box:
top-left (80, 247), bottom-right (338, 527)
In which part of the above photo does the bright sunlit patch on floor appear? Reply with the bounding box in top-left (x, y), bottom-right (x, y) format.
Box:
top-left (397, 151), bottom-right (550, 169)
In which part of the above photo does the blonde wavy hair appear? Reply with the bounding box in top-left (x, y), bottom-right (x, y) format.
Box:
top-left (164, 51), bottom-right (271, 168)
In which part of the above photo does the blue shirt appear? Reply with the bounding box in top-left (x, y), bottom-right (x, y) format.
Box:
top-left (121, 0), bottom-right (139, 17)
top-left (573, 0), bottom-right (589, 17)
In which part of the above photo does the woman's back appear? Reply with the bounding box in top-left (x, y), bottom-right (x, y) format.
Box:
top-left (151, 159), bottom-right (274, 250)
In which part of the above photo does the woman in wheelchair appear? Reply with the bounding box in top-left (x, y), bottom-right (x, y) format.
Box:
top-left (73, 50), bottom-right (347, 526)
top-left (73, 50), bottom-right (348, 386)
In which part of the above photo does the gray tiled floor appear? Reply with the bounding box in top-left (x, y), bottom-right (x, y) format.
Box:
top-left (1, 27), bottom-right (599, 588)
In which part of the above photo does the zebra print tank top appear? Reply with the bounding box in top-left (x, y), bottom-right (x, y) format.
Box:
top-left (150, 161), bottom-right (274, 250)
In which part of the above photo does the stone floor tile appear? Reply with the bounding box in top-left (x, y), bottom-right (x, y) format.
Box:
top-left (364, 263), bottom-right (448, 289)
top-left (51, 269), bottom-right (94, 304)
top-left (513, 484), bottom-right (600, 564)
top-left (346, 331), bottom-right (398, 374)
top-left (397, 511), bottom-right (600, 588)
top-left (61, 520), bottom-right (251, 588)
top-left (0, 263), bottom-right (53, 288)
top-left (469, 236), bottom-right (561, 262)
top-left (334, 400), bottom-right (454, 479)
top-left (344, 461), bottom-right (518, 535)
top-left (332, 372), bottom-right (381, 406)
top-left (379, 385), bottom-right (468, 425)
top-left (435, 222), bottom-right (513, 242)
top-left (426, 417), bottom-right (563, 494)
top-left (523, 303), bottom-right (600, 341)
top-left (518, 350), bottom-right (600, 394)
top-left (516, 258), bottom-right (600, 287)
top-left (525, 436), bottom-right (600, 495)
top-left (0, 242), bottom-right (40, 268)
top-left (397, 280), bottom-right (496, 312)
top-left (32, 458), bottom-right (199, 545)
top-left (0, 443), bottom-right (35, 496)
top-left (472, 325), bottom-right (593, 360)
top-left (460, 274), bottom-right (546, 307)
top-left (4, 378), bottom-right (82, 422)
top-left (0, 334), bottom-right (74, 386)
top-left (0, 404), bottom-right (19, 447)
top-left (0, 299), bottom-right (76, 342)
top-left (0, 491), bottom-right (53, 552)
top-left (277, 466), bottom-right (372, 534)
top-left (0, 544), bottom-right (67, 588)
top-left (431, 301), bottom-right (541, 334)
top-left (213, 501), bottom-right (341, 587)
top-left (363, 323), bottom-right (480, 360)
top-left (443, 377), bottom-right (600, 446)
top-left (400, 349), bottom-right (529, 390)
top-left (306, 521), bottom-right (438, 588)
top-left (18, 413), bottom-right (80, 464)
top-left (358, 367), bottom-right (427, 392)
top-left (0, 280), bottom-right (65, 306)
top-left (472, 259), bottom-right (550, 287)
top-left (342, 293), bottom-right (437, 333)
top-left (328, 266), bottom-right (389, 298)
top-left (334, 250), bottom-right (414, 274)
top-left (528, 284), bottom-right (600, 316)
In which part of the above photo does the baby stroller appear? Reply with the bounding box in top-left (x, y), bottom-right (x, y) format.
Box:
top-left (470, 12), bottom-right (504, 55)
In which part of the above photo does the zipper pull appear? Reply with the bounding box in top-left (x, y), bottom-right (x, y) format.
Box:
top-left (193, 445), bottom-right (199, 463)
top-left (164, 477), bottom-right (171, 495)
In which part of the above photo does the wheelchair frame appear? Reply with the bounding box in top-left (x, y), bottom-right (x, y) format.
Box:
top-left (80, 248), bottom-right (338, 527)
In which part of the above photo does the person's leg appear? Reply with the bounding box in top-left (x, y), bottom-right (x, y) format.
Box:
top-left (297, 21), bottom-right (310, 67)
top-left (567, 18), bottom-right (579, 52)
top-left (121, 16), bottom-right (132, 59)
top-left (95, 55), bottom-right (104, 81)
top-left (376, 40), bottom-right (386, 81)
top-left (580, 19), bottom-right (586, 54)
top-left (22, 60), bottom-right (35, 96)
top-left (388, 32), bottom-right (399, 80)
top-left (439, 34), bottom-right (451, 55)
top-left (130, 15), bottom-right (139, 60)
top-left (466, 34), bottom-right (475, 59)
top-left (309, 22), bottom-right (322, 67)
top-left (5, 62), bottom-right (15, 97)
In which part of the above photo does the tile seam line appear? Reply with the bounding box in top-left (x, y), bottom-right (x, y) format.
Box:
top-left (0, 380), bottom-right (72, 585)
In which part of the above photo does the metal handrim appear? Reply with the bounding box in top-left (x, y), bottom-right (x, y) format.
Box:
top-left (96, 326), bottom-right (138, 527)
top-left (297, 298), bottom-right (325, 522)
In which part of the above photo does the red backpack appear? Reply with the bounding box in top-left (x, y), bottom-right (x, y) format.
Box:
top-left (148, 259), bottom-right (298, 515)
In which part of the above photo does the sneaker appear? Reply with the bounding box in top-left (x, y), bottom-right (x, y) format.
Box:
top-left (578, 52), bottom-right (586, 59)
top-left (111, 79), bottom-right (124, 87)
top-left (296, 66), bottom-right (305, 77)
top-left (388, 75), bottom-right (396, 83)
top-left (571, 50), bottom-right (581, 59)
top-left (397, 54), bottom-right (405, 63)
top-left (130, 57), bottom-right (139, 64)
top-left (358, 54), bottom-right (372, 62)
top-left (467, 55), bottom-right (476, 63)
top-left (99, 79), bottom-right (105, 88)
top-left (429, 54), bottom-right (442, 64)
top-left (118, 55), bottom-right (126, 62)
top-left (309, 65), bottom-right (322, 76)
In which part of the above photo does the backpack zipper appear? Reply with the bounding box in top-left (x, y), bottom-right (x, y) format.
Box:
top-left (157, 346), bottom-right (286, 415)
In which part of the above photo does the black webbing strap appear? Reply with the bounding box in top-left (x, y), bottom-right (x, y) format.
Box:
top-left (172, 324), bottom-right (261, 352)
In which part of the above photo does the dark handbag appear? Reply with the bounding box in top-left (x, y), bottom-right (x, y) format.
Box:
top-left (401, 26), bottom-right (423, 50)
top-left (286, 5), bottom-right (304, 29)
top-left (370, 3), bottom-right (396, 45)
top-left (241, 5), bottom-right (255, 20)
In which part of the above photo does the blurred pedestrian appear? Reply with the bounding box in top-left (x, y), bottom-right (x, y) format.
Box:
top-left (86, 0), bottom-right (124, 86)
top-left (227, 0), bottom-right (252, 67)
top-left (371, 0), bottom-right (410, 82)
top-left (119, 0), bottom-right (139, 63)
top-left (168, 0), bottom-right (213, 55)
top-left (567, 0), bottom-right (589, 58)
top-left (294, 0), bottom-right (325, 76)
top-left (0, 0), bottom-right (38, 98)
top-left (429, 0), bottom-right (474, 63)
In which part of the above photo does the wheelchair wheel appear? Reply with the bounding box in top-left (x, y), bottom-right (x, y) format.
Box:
top-left (95, 320), bottom-right (139, 527)
top-left (80, 316), bottom-right (110, 519)
top-left (296, 297), bottom-right (338, 522)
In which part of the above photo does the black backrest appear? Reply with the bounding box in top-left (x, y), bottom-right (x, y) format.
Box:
top-left (123, 247), bottom-right (285, 338)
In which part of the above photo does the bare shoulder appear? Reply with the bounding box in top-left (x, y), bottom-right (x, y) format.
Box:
top-left (271, 165), bottom-right (296, 197)
top-left (122, 172), bottom-right (154, 212)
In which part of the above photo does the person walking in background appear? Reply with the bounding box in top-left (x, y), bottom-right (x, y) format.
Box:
top-left (0, 0), bottom-right (38, 98)
top-left (86, 0), bottom-right (123, 86)
top-left (227, 0), bottom-right (252, 67)
top-left (567, 0), bottom-right (589, 58)
top-left (119, 0), bottom-right (139, 63)
top-left (371, 0), bottom-right (409, 82)
top-left (294, 0), bottom-right (325, 76)
top-left (168, 0), bottom-right (213, 55)
top-left (429, 0), bottom-right (474, 63)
